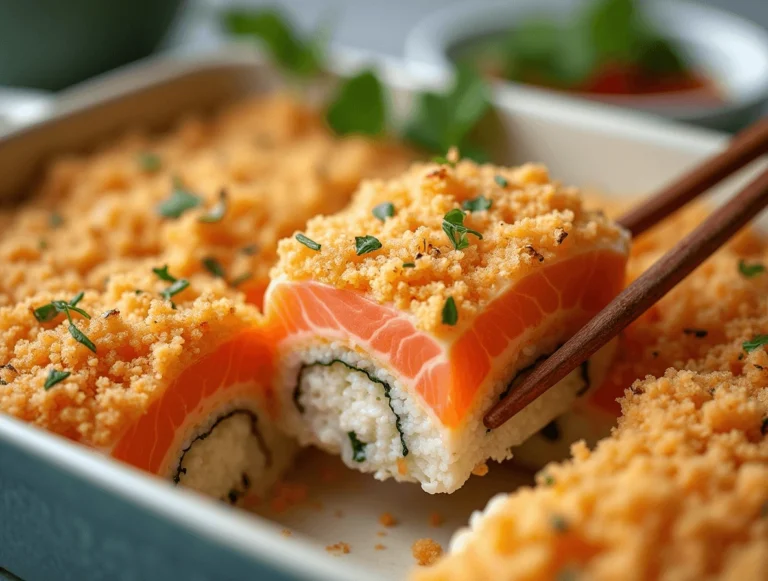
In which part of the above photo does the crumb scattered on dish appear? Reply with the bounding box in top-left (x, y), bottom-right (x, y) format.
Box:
top-left (280, 529), bottom-right (292, 537)
top-left (378, 512), bottom-right (397, 527)
top-left (429, 513), bottom-right (444, 528)
top-left (470, 463), bottom-right (488, 477)
top-left (375, 544), bottom-right (387, 551)
top-left (412, 538), bottom-right (443, 566)
top-left (325, 542), bottom-right (351, 556)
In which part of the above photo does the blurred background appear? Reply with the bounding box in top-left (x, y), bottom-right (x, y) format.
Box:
top-left (0, 0), bottom-right (766, 132)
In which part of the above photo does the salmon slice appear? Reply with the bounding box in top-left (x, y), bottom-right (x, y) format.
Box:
top-left (267, 247), bottom-right (626, 429)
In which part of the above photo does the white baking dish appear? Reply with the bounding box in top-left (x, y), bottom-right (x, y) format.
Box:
top-left (0, 48), bottom-right (765, 581)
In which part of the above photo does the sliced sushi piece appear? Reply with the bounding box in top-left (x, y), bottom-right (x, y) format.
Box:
top-left (264, 157), bottom-right (630, 493)
top-left (0, 269), bottom-right (295, 504)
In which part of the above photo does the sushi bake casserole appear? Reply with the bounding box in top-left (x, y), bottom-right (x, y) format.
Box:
top-left (265, 154), bottom-right (630, 493)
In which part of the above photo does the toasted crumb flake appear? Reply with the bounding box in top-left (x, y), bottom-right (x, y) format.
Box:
top-left (269, 482), bottom-right (309, 513)
top-left (325, 542), bottom-right (350, 555)
top-left (378, 512), bottom-right (397, 527)
top-left (377, 531), bottom-right (387, 537)
top-left (412, 538), bottom-right (443, 566)
top-left (397, 458), bottom-right (408, 475)
top-left (429, 513), bottom-right (444, 528)
top-left (375, 544), bottom-right (387, 551)
top-left (280, 529), bottom-right (292, 537)
top-left (471, 462), bottom-right (488, 477)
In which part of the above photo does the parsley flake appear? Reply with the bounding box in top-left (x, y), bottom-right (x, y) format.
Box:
top-left (347, 431), bottom-right (367, 462)
top-left (372, 202), bottom-right (395, 222)
top-left (198, 190), bottom-right (228, 223)
top-left (69, 323), bottom-right (96, 353)
top-left (551, 515), bottom-right (569, 533)
top-left (152, 265), bottom-right (177, 283)
top-left (432, 155), bottom-right (456, 167)
top-left (355, 235), bottom-right (382, 256)
top-left (462, 195), bottom-right (492, 212)
top-left (44, 369), bottom-right (70, 390)
top-left (241, 244), bottom-right (259, 256)
top-left (442, 296), bottom-right (458, 326)
top-left (738, 259), bottom-right (765, 278)
top-left (34, 293), bottom-right (96, 352)
top-left (402, 262), bottom-right (416, 269)
top-left (230, 272), bottom-right (253, 287)
top-left (137, 152), bottom-right (162, 172)
top-left (161, 279), bottom-right (190, 302)
top-left (295, 233), bottom-right (321, 251)
top-left (156, 179), bottom-right (201, 219)
top-left (743, 335), bottom-right (768, 353)
top-left (49, 212), bottom-right (64, 228)
top-left (494, 175), bottom-right (508, 187)
top-left (442, 208), bottom-right (483, 250)
top-left (202, 257), bottom-right (226, 279)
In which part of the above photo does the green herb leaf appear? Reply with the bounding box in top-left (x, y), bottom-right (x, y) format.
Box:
top-left (347, 431), bottom-right (367, 462)
top-left (296, 233), bottom-right (321, 252)
top-left (68, 323), bottom-right (96, 353)
top-left (432, 155), bottom-right (456, 167)
top-left (442, 208), bottom-right (483, 250)
top-left (152, 265), bottom-right (177, 283)
top-left (402, 262), bottom-right (416, 269)
top-left (49, 212), bottom-right (64, 228)
top-left (462, 195), bottom-right (492, 212)
top-left (355, 235), bottom-right (382, 256)
top-left (230, 272), bottom-right (253, 288)
top-left (442, 296), bottom-right (458, 326)
top-left (326, 70), bottom-right (386, 136)
top-left (33, 293), bottom-right (90, 323)
top-left (33, 303), bottom-right (60, 323)
top-left (241, 244), bottom-right (259, 256)
top-left (494, 175), bottom-right (508, 187)
top-left (44, 368), bottom-right (70, 390)
top-left (743, 335), bottom-right (768, 353)
top-left (738, 259), bottom-right (765, 278)
top-left (404, 66), bottom-right (491, 161)
top-left (202, 257), bottom-right (226, 278)
top-left (137, 152), bottom-right (162, 173)
top-left (161, 279), bottom-right (190, 302)
top-left (372, 202), bottom-right (395, 222)
top-left (551, 514), bottom-right (569, 533)
top-left (69, 292), bottom-right (84, 308)
top-left (157, 180), bottom-right (201, 219)
top-left (198, 190), bottom-right (228, 223)
top-left (223, 8), bottom-right (325, 78)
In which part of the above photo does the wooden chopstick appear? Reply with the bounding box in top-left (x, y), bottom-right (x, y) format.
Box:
top-left (617, 117), bottom-right (768, 237)
top-left (485, 164), bottom-right (768, 430)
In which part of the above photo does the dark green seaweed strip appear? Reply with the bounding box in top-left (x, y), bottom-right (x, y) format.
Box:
top-left (295, 359), bottom-right (409, 457)
top-left (172, 409), bottom-right (271, 499)
top-left (497, 351), bottom-right (552, 402)
top-left (576, 360), bottom-right (591, 397)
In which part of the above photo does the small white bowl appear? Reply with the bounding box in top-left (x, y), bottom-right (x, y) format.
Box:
top-left (404, 0), bottom-right (768, 131)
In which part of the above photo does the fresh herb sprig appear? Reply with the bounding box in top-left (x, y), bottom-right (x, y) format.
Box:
top-left (33, 292), bottom-right (96, 353)
top-left (44, 368), bottom-right (71, 390)
top-left (153, 265), bottom-right (190, 306)
top-left (743, 335), bottom-right (768, 353)
top-left (463, 195), bottom-right (492, 212)
top-left (157, 178), bottom-right (202, 219)
top-left (355, 235), bottom-right (382, 256)
top-left (738, 259), bottom-right (765, 278)
top-left (442, 209), bottom-right (483, 250)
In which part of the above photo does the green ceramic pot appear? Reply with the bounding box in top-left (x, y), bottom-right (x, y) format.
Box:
top-left (0, 0), bottom-right (184, 90)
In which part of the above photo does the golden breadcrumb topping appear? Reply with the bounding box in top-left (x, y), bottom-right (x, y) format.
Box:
top-left (412, 538), bottom-right (444, 566)
top-left (272, 158), bottom-right (629, 332)
top-left (0, 94), bottom-right (412, 308)
top-left (0, 268), bottom-right (259, 447)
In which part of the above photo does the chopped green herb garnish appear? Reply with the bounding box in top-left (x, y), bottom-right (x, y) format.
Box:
top-left (442, 208), bottom-right (483, 250)
top-left (49, 212), bottom-right (64, 228)
top-left (152, 265), bottom-right (177, 283)
top-left (442, 296), bottom-right (458, 326)
top-left (743, 334), bottom-right (768, 353)
top-left (161, 279), bottom-right (190, 302)
top-left (738, 259), bottom-right (765, 278)
top-left (69, 292), bottom-right (84, 307)
top-left (543, 475), bottom-right (556, 486)
top-left (402, 262), bottom-right (416, 269)
top-left (462, 195), bottom-right (492, 212)
top-left (241, 244), bottom-right (259, 256)
top-left (223, 8), bottom-right (327, 79)
top-left (44, 369), bottom-right (70, 390)
top-left (134, 289), bottom-right (144, 295)
top-left (137, 152), bottom-right (162, 172)
top-left (230, 272), bottom-right (253, 288)
top-left (38, 239), bottom-right (48, 250)
top-left (34, 294), bottom-right (95, 352)
top-left (404, 66), bottom-right (491, 162)
top-left (295, 233), bottom-right (321, 251)
top-left (156, 179), bottom-right (202, 219)
top-left (347, 431), bottom-right (367, 462)
top-left (432, 155), bottom-right (456, 167)
top-left (494, 175), bottom-right (509, 187)
top-left (372, 202), bottom-right (395, 222)
top-left (355, 235), bottom-right (382, 256)
top-left (326, 70), bottom-right (386, 136)
top-left (198, 190), bottom-right (228, 223)
top-left (68, 323), bottom-right (96, 353)
top-left (551, 514), bottom-right (569, 533)
top-left (202, 257), bottom-right (226, 278)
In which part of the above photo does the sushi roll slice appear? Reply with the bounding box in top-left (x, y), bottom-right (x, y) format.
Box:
top-left (264, 157), bottom-right (630, 493)
top-left (0, 269), bottom-right (295, 504)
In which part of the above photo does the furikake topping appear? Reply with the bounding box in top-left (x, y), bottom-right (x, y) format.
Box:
top-left (683, 328), bottom-right (708, 338)
top-left (156, 178), bottom-right (202, 218)
top-left (494, 175), bottom-right (509, 187)
top-left (442, 296), bottom-right (458, 326)
top-left (743, 334), bottom-right (768, 353)
top-left (372, 202), bottom-right (395, 222)
top-left (44, 368), bottom-right (71, 390)
top-left (442, 208), bottom-right (483, 250)
top-left (355, 235), bottom-right (382, 256)
top-left (33, 292), bottom-right (96, 353)
top-left (462, 195), bottom-right (492, 212)
top-left (137, 152), bottom-right (162, 173)
top-left (347, 431), bottom-right (368, 462)
top-left (738, 259), bottom-right (765, 278)
top-left (202, 257), bottom-right (226, 279)
top-left (295, 233), bottom-right (321, 251)
top-left (198, 190), bottom-right (228, 223)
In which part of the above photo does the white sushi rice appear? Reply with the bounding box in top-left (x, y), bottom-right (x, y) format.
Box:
top-left (174, 399), bottom-right (296, 504)
top-left (276, 339), bottom-right (616, 494)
